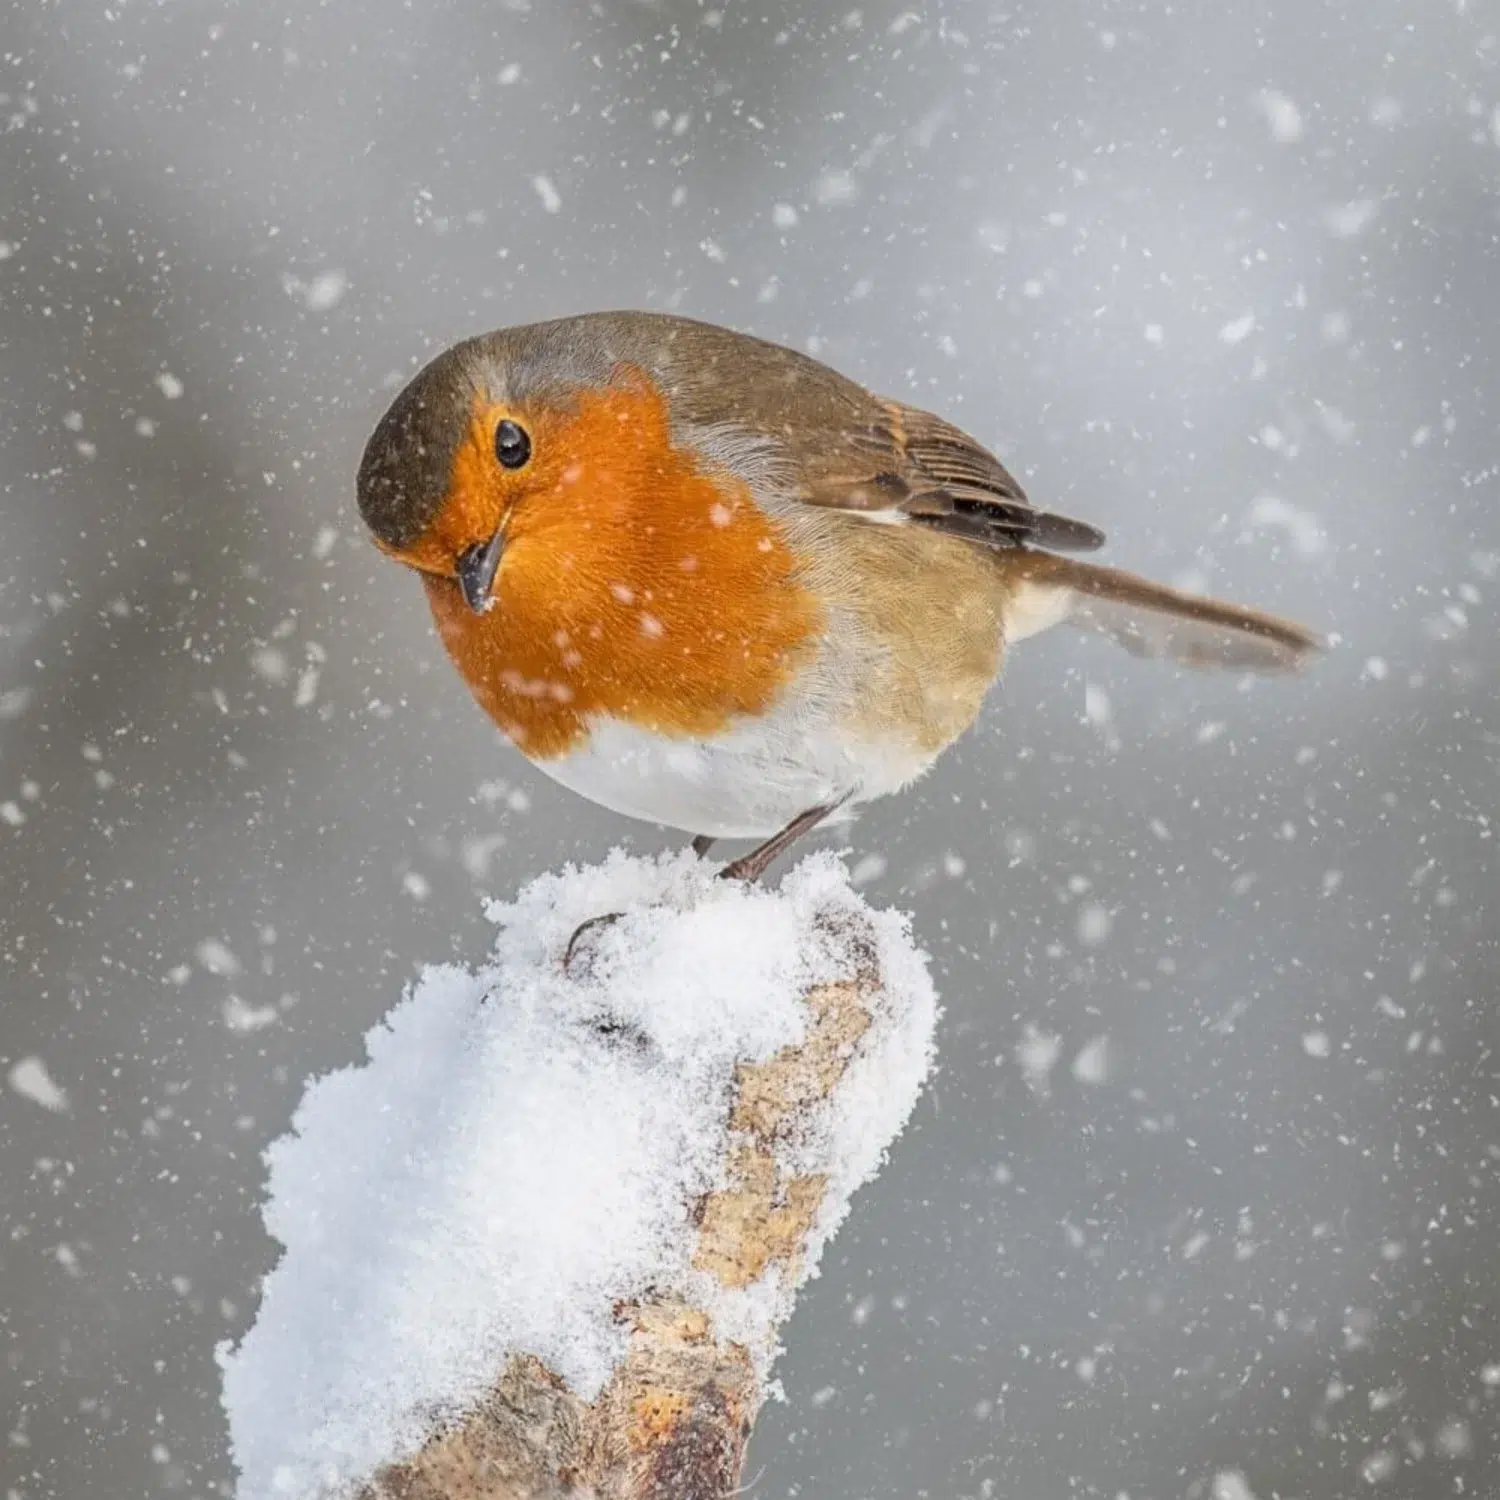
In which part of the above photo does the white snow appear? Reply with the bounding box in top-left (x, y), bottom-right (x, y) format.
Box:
top-left (532, 174), bottom-right (562, 213)
top-left (1083, 682), bottom-right (1112, 728)
top-left (1071, 1034), bottom-right (1112, 1084)
top-left (1301, 1029), bottom-right (1331, 1058)
top-left (283, 270), bottom-right (348, 312)
top-left (1219, 312), bottom-right (1257, 345)
top-left (1016, 1024), bottom-right (1063, 1097)
top-left (196, 939), bottom-right (242, 977)
top-left (251, 647), bottom-right (289, 684)
top-left (815, 169), bottom-right (858, 205)
top-left (1246, 496), bottom-right (1328, 559)
top-left (225, 996), bottom-right (280, 1034)
top-left (1323, 198), bottom-right (1379, 238)
top-left (8, 1055), bottom-right (68, 1112)
top-left (1212, 1471), bottom-right (1260, 1500)
top-left (1434, 1418), bottom-right (1472, 1459)
top-left (1076, 903), bottom-right (1114, 948)
top-left (220, 850), bottom-right (936, 1500)
top-left (304, 271), bottom-right (347, 311)
top-left (1254, 89), bottom-right (1304, 143)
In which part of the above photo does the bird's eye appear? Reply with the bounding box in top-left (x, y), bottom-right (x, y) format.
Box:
top-left (494, 419), bottom-right (531, 470)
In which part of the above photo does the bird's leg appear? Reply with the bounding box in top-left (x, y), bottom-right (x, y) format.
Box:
top-left (690, 834), bottom-right (716, 859)
top-left (717, 797), bottom-right (849, 883)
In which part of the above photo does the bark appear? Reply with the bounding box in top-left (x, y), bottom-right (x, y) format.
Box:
top-left (358, 949), bottom-right (885, 1500)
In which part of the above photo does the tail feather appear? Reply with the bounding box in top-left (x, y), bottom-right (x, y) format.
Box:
top-left (1006, 554), bottom-right (1323, 675)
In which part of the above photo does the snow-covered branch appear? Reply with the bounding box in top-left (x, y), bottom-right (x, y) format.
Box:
top-left (220, 850), bottom-right (937, 1500)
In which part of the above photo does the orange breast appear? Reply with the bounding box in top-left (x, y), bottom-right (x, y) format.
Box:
top-left (423, 380), bottom-right (824, 760)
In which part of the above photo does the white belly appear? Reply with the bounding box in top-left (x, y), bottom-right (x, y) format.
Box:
top-left (527, 709), bottom-right (936, 840)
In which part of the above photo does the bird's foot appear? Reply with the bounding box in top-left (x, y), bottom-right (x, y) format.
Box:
top-left (562, 911), bottom-right (623, 977)
top-left (565, 802), bottom-right (848, 971)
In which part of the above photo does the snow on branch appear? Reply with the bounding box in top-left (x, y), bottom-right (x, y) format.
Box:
top-left (219, 850), bottom-right (937, 1500)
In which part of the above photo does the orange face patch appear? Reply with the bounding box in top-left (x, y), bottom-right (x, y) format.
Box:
top-left (411, 376), bottom-right (823, 759)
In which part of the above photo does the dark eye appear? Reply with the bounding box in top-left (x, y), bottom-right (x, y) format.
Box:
top-left (494, 419), bottom-right (531, 470)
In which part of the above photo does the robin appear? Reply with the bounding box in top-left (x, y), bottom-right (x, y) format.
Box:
top-left (357, 310), bottom-right (1320, 920)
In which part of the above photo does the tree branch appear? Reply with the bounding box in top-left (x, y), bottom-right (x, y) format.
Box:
top-left (222, 854), bottom-right (935, 1500)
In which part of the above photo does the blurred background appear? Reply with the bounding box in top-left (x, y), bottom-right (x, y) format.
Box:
top-left (2, 1), bottom-right (1496, 1496)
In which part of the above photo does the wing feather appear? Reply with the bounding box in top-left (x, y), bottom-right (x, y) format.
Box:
top-left (798, 398), bottom-right (1105, 554)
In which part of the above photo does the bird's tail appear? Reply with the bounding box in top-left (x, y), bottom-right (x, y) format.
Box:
top-left (1002, 553), bottom-right (1323, 674)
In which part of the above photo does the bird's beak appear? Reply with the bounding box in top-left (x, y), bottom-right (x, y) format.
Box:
top-left (456, 522), bottom-right (506, 614)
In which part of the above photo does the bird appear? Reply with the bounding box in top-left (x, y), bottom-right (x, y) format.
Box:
top-left (357, 310), bottom-right (1320, 911)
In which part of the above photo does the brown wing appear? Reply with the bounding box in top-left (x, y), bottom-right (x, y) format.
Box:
top-left (800, 397), bottom-right (1106, 554)
top-left (602, 313), bottom-right (1103, 554)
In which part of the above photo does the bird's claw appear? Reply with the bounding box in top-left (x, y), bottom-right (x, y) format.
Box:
top-left (562, 911), bottom-right (623, 976)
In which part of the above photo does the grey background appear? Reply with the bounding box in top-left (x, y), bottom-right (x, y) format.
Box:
top-left (2, 1), bottom-right (1496, 1496)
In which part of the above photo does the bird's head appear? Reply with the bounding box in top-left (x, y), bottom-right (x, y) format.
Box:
top-left (356, 318), bottom-right (689, 615)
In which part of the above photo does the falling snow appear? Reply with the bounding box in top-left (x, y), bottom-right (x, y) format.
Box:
top-left (8, 1057), bottom-right (69, 1112)
top-left (1219, 311), bottom-right (1257, 344)
top-left (1254, 89), bottom-right (1304, 144)
top-left (1016, 1025), bottom-right (1064, 1098)
top-left (5, 7), bottom-right (1495, 1500)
